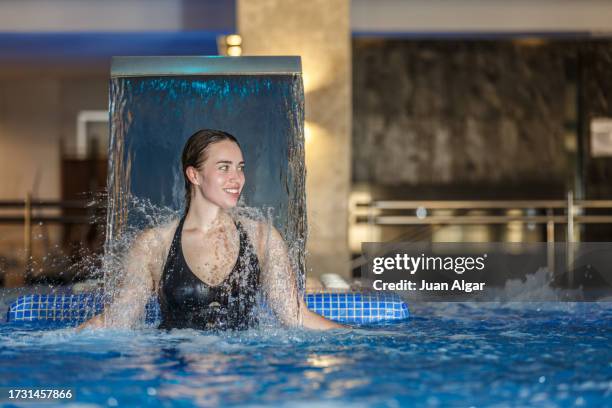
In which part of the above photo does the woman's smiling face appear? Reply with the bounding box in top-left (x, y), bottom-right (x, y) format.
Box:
top-left (190, 140), bottom-right (245, 209)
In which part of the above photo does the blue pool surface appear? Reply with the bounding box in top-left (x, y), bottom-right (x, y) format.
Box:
top-left (0, 302), bottom-right (610, 407)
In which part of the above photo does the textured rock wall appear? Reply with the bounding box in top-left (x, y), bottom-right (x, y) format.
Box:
top-left (582, 42), bottom-right (612, 199)
top-left (353, 40), bottom-right (569, 189)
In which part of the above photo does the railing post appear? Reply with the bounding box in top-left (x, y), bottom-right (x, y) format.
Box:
top-left (368, 200), bottom-right (376, 242)
top-left (567, 190), bottom-right (574, 287)
top-left (24, 191), bottom-right (33, 283)
top-left (546, 208), bottom-right (555, 279)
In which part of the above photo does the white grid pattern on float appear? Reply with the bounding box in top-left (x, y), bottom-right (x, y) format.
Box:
top-left (304, 292), bottom-right (409, 323)
top-left (7, 292), bottom-right (409, 325)
top-left (8, 294), bottom-right (103, 322)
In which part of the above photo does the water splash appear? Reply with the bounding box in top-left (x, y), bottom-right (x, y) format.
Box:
top-left (95, 198), bottom-right (303, 328)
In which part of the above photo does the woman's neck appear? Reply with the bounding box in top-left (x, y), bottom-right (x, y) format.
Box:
top-left (184, 199), bottom-right (225, 232)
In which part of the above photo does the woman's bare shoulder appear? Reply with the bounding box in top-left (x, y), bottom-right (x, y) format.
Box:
top-left (131, 219), bottom-right (179, 285)
top-left (135, 218), bottom-right (178, 252)
top-left (235, 214), bottom-right (272, 239)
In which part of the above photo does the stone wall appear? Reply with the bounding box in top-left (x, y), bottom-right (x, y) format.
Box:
top-left (582, 42), bottom-right (612, 199)
top-left (353, 40), bottom-right (570, 193)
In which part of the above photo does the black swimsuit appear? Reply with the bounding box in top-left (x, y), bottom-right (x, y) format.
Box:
top-left (158, 217), bottom-right (261, 330)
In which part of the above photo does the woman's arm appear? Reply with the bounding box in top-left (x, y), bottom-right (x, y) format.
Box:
top-left (257, 224), bottom-right (344, 330)
top-left (77, 228), bottom-right (163, 330)
top-left (302, 304), bottom-right (346, 330)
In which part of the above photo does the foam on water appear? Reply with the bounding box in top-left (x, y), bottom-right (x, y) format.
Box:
top-left (490, 268), bottom-right (584, 302)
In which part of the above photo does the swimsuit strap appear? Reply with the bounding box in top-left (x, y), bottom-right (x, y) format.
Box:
top-left (170, 215), bottom-right (187, 248)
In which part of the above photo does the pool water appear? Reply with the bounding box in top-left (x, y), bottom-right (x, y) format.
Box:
top-left (1, 302), bottom-right (610, 407)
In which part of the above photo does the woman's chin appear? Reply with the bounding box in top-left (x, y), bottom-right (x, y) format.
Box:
top-left (221, 199), bottom-right (239, 209)
top-left (208, 193), bottom-right (240, 210)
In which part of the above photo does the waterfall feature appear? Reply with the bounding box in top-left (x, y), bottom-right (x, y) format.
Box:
top-left (107, 56), bottom-right (306, 280)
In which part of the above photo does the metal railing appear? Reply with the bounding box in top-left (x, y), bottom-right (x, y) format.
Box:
top-left (351, 191), bottom-right (612, 286)
top-left (0, 195), bottom-right (94, 284)
top-left (353, 192), bottom-right (612, 242)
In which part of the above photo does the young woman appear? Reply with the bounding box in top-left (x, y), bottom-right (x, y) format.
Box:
top-left (81, 129), bottom-right (341, 330)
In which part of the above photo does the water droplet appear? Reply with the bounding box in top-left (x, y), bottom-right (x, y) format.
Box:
top-left (147, 387), bottom-right (157, 396)
top-left (539, 376), bottom-right (546, 383)
top-left (107, 397), bottom-right (118, 407)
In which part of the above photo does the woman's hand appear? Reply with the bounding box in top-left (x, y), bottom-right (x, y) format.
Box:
top-left (75, 313), bottom-right (105, 332)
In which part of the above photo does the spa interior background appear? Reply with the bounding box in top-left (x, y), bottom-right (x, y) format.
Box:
top-left (2, 0), bottom-right (612, 292)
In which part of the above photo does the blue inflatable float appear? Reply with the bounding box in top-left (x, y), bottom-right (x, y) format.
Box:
top-left (7, 292), bottom-right (409, 326)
